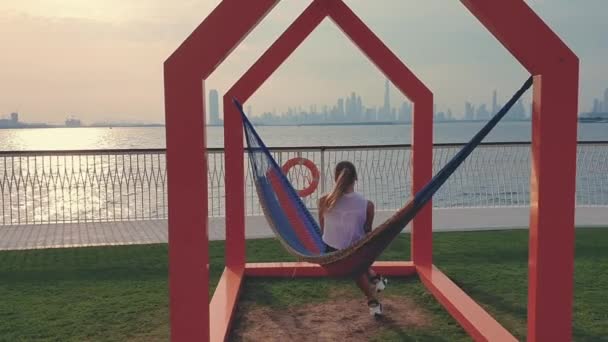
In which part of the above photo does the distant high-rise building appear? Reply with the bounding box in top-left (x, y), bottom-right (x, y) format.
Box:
top-left (365, 108), bottom-right (374, 121)
top-left (371, 106), bottom-right (378, 121)
top-left (510, 99), bottom-right (526, 120)
top-left (476, 104), bottom-right (490, 120)
top-left (350, 92), bottom-right (357, 120)
top-left (492, 90), bottom-right (498, 114)
top-left (603, 88), bottom-right (608, 112)
top-left (383, 79), bottom-right (390, 118)
top-left (209, 89), bottom-right (220, 125)
top-left (65, 117), bottom-right (81, 127)
top-left (593, 99), bottom-right (601, 113)
top-left (337, 98), bottom-right (345, 121)
top-left (398, 102), bottom-right (412, 123)
top-left (435, 111), bottom-right (446, 122)
top-left (10, 112), bottom-right (18, 123)
top-left (465, 102), bottom-right (475, 120)
top-left (345, 96), bottom-right (351, 118)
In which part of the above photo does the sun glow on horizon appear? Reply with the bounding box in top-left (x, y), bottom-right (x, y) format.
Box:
top-left (3, 0), bottom-right (219, 23)
top-left (5, 1), bottom-right (130, 21)
top-left (6, 127), bottom-right (110, 151)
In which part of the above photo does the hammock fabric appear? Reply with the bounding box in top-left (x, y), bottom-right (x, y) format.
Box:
top-left (236, 77), bottom-right (532, 276)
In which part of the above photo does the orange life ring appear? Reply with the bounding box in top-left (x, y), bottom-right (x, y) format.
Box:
top-left (281, 157), bottom-right (320, 197)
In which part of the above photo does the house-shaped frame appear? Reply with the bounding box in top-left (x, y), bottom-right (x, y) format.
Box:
top-left (163, 1), bottom-right (578, 341)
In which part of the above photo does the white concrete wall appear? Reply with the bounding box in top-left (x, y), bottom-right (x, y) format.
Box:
top-left (1, 207), bottom-right (604, 250)
top-left (207, 207), bottom-right (607, 240)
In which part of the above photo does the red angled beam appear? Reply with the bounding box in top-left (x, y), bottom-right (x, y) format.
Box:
top-left (460, 1), bottom-right (577, 74)
top-left (209, 266), bottom-right (245, 342)
top-left (226, 1), bottom-right (327, 102)
top-left (459, 1), bottom-right (578, 340)
top-left (166, 0), bottom-right (279, 79)
top-left (418, 266), bottom-right (517, 341)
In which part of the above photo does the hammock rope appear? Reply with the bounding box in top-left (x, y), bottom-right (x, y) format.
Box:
top-left (234, 76), bottom-right (533, 275)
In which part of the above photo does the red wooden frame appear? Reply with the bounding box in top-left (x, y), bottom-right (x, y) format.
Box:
top-left (164, 1), bottom-right (578, 341)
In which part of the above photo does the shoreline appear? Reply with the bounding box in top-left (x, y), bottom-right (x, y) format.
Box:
top-left (4, 119), bottom-right (608, 129)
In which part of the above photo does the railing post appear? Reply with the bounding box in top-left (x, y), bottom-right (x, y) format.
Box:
top-left (319, 147), bottom-right (326, 195)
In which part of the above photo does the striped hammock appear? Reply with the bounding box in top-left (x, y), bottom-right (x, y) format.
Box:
top-left (236, 77), bottom-right (532, 276)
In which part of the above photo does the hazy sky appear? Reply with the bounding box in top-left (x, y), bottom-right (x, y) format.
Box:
top-left (1, 0), bottom-right (607, 124)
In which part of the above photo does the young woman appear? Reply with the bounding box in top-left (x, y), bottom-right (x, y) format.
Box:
top-left (318, 161), bottom-right (387, 316)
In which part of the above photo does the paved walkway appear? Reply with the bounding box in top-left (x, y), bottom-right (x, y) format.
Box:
top-left (0, 220), bottom-right (167, 250)
top-left (1, 207), bottom-right (606, 251)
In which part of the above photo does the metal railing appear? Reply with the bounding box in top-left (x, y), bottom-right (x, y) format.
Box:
top-left (1, 142), bottom-right (607, 225)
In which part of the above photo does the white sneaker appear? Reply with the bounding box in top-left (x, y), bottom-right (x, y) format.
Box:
top-left (372, 276), bottom-right (388, 293)
top-left (368, 300), bottom-right (383, 317)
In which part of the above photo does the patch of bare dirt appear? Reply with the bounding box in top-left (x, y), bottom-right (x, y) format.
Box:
top-left (230, 295), bottom-right (432, 341)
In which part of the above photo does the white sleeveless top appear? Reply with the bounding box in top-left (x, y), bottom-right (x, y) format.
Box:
top-left (322, 192), bottom-right (368, 250)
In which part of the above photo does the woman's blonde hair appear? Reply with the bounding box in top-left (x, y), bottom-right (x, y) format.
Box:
top-left (325, 161), bottom-right (357, 210)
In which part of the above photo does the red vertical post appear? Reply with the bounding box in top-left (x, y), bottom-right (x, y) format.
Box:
top-left (461, 1), bottom-right (578, 340)
top-left (411, 98), bottom-right (434, 268)
top-left (164, 70), bottom-right (209, 341)
top-left (164, 1), bottom-right (279, 340)
top-left (528, 69), bottom-right (578, 341)
top-left (224, 98), bottom-right (246, 267)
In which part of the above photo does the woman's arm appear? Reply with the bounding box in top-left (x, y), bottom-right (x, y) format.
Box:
top-left (318, 195), bottom-right (327, 233)
top-left (364, 200), bottom-right (375, 233)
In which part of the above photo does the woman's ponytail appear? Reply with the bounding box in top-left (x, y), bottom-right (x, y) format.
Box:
top-left (325, 161), bottom-right (357, 210)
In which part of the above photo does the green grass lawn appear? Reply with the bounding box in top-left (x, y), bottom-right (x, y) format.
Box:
top-left (0, 228), bottom-right (606, 341)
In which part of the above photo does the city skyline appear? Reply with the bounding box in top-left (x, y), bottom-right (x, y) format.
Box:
top-left (5, 83), bottom-right (605, 127)
top-left (206, 80), bottom-right (535, 126)
top-left (590, 88), bottom-right (608, 114)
